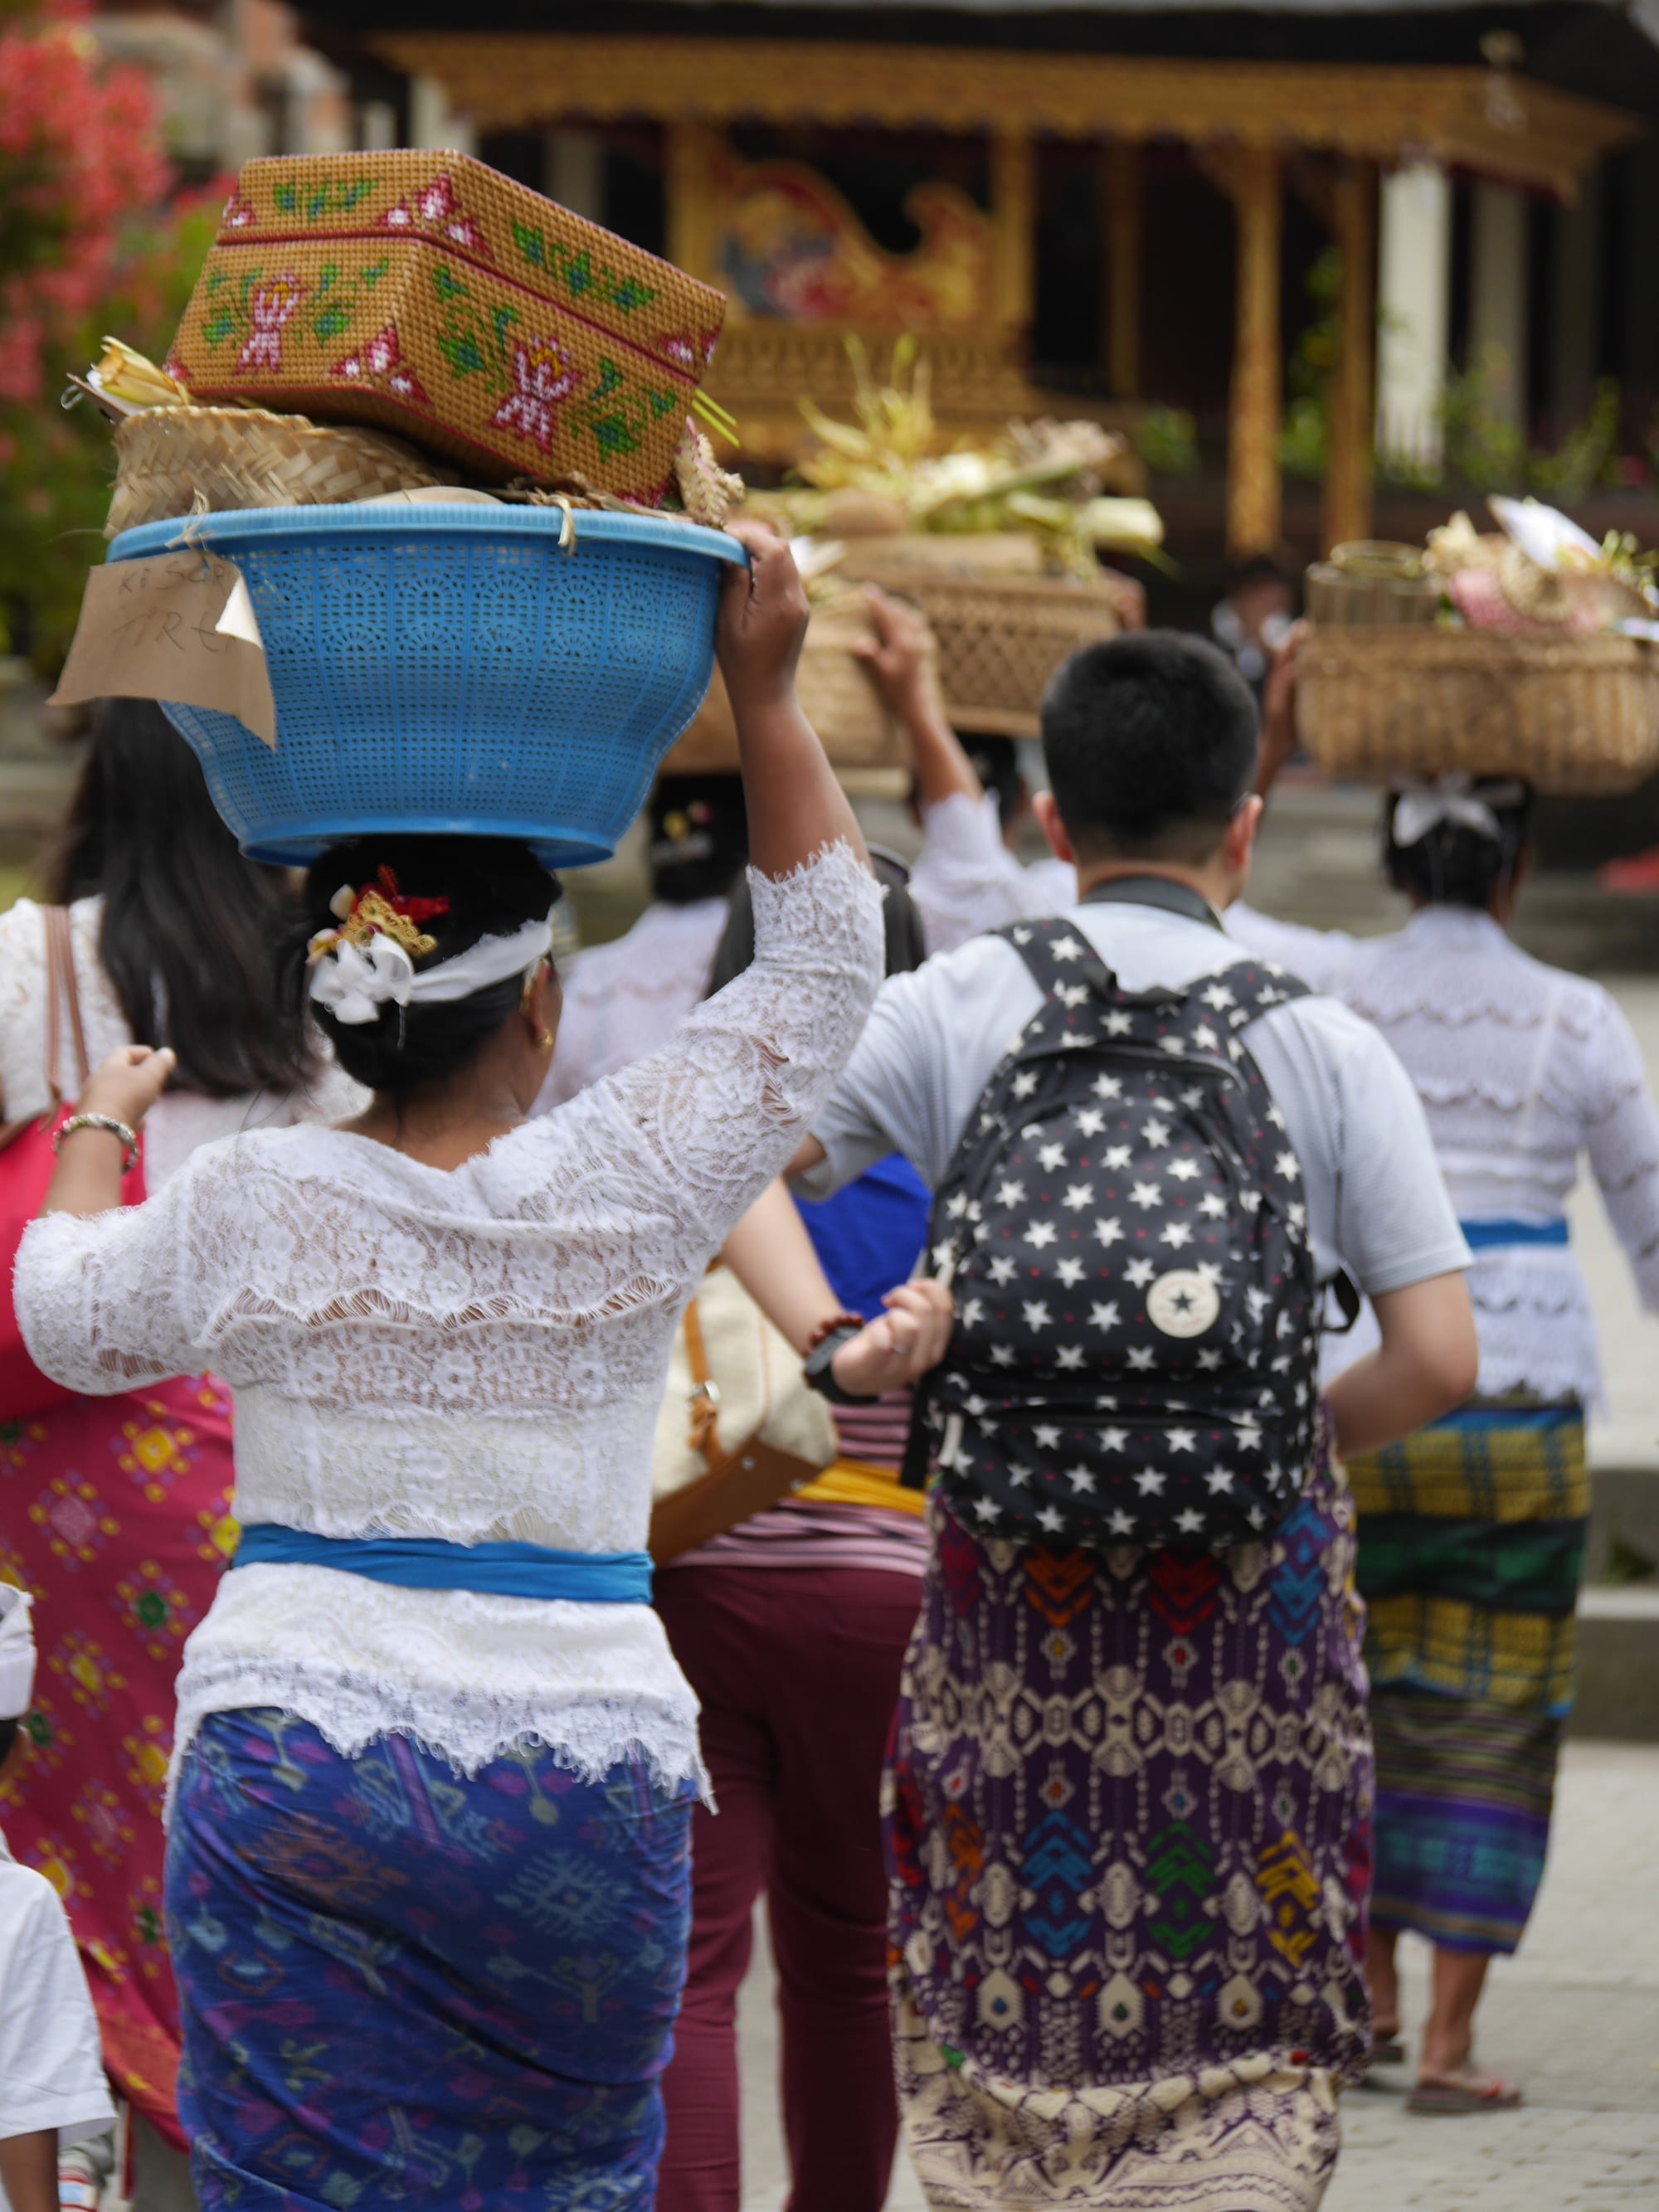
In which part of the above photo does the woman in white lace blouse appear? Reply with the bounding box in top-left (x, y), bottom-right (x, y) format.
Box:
top-left (13, 529), bottom-right (917, 2212)
top-left (1233, 758), bottom-right (1659, 2118)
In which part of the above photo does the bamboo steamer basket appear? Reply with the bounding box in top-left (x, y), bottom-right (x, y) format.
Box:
top-left (835, 532), bottom-right (1045, 579)
top-left (106, 404), bottom-right (458, 535)
top-left (1297, 625), bottom-right (1659, 796)
top-left (833, 544), bottom-right (1121, 739)
top-left (664, 596), bottom-right (941, 775)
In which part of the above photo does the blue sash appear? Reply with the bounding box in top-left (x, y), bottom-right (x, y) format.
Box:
top-left (233, 1524), bottom-right (652, 1602)
top-left (1458, 1218), bottom-right (1569, 1252)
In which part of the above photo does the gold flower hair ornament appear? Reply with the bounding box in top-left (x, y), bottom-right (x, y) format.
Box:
top-left (306, 868), bottom-right (450, 966)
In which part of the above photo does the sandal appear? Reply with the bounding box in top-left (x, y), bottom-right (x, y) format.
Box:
top-left (1408, 2072), bottom-right (1524, 2114)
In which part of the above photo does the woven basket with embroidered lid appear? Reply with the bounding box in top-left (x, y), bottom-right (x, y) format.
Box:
top-left (169, 151), bottom-right (726, 499)
top-left (105, 404), bottom-right (457, 536)
top-left (832, 546), bottom-right (1121, 738)
top-left (1297, 625), bottom-right (1659, 795)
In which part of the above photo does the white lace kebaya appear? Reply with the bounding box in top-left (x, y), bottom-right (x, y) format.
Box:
top-left (15, 843), bottom-right (883, 1807)
top-left (1227, 902), bottom-right (1659, 1407)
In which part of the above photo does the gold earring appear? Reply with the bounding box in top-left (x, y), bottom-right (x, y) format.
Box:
top-left (536, 1028), bottom-right (554, 1051)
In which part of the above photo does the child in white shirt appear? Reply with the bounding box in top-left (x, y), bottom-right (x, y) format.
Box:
top-left (0, 1587), bottom-right (114, 2212)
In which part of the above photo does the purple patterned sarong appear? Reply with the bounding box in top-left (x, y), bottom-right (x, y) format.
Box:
top-left (884, 1461), bottom-right (1373, 2211)
top-left (166, 1709), bottom-right (695, 2210)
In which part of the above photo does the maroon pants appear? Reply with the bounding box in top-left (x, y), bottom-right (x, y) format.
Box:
top-left (654, 1561), bottom-right (922, 2212)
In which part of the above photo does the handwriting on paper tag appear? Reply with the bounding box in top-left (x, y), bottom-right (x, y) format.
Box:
top-left (50, 551), bottom-right (277, 748)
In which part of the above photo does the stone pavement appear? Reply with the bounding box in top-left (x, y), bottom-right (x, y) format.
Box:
top-left (734, 1741), bottom-right (1659, 2211)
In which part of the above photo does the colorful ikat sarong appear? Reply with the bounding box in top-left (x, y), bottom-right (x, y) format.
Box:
top-left (166, 1709), bottom-right (695, 2210)
top-left (885, 1463), bottom-right (1372, 2212)
top-left (1349, 1403), bottom-right (1586, 1954)
top-left (0, 1378), bottom-right (236, 2145)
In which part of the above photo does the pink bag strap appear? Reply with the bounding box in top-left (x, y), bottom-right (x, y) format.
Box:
top-left (42, 905), bottom-right (90, 1100)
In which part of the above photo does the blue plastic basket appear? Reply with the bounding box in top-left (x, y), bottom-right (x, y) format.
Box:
top-left (107, 504), bottom-right (746, 868)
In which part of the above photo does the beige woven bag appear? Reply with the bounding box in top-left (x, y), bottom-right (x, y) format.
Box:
top-left (648, 1267), bottom-right (837, 1566)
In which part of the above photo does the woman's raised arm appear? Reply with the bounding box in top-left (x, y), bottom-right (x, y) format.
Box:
top-left (718, 523), bottom-right (869, 882)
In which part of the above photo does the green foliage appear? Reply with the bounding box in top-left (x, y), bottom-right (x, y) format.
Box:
top-left (1133, 405), bottom-right (1199, 479)
top-left (1279, 248), bottom-right (1628, 505)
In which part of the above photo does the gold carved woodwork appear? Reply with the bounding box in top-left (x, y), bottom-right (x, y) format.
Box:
top-left (664, 120), bottom-right (720, 285)
top-left (990, 126), bottom-right (1036, 336)
top-left (713, 150), bottom-right (990, 333)
top-left (377, 34), bottom-right (1637, 199)
top-left (1322, 161), bottom-right (1377, 554)
top-left (1209, 145), bottom-right (1284, 557)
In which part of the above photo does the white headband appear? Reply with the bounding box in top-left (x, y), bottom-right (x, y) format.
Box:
top-left (1392, 775), bottom-right (1527, 848)
top-left (0, 1585), bottom-right (36, 1722)
top-left (310, 918), bottom-right (554, 1027)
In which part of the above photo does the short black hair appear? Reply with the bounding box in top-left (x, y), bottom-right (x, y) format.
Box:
top-left (0, 1718), bottom-right (19, 1772)
top-left (1041, 630), bottom-right (1259, 863)
top-left (1383, 783), bottom-right (1535, 910)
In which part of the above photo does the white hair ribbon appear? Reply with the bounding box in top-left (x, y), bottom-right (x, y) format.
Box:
top-left (1392, 775), bottom-right (1527, 848)
top-left (309, 917), bottom-right (555, 1027)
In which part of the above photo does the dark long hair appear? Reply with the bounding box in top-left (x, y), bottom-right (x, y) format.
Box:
top-left (40, 700), bottom-right (316, 1097)
top-left (289, 835), bottom-right (561, 1096)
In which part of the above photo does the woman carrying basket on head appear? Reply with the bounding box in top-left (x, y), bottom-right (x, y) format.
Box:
top-left (1233, 650), bottom-right (1659, 2113)
top-left (12, 527), bottom-right (931, 2212)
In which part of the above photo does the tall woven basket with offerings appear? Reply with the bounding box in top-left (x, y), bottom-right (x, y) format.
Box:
top-left (1297, 498), bottom-right (1659, 797)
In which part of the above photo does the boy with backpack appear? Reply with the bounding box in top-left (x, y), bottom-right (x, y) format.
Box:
top-left (789, 632), bottom-right (1477, 2211)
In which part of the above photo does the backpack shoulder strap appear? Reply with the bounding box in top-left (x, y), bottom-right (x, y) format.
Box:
top-left (41, 906), bottom-right (92, 1101)
top-left (1192, 954), bottom-right (1316, 1039)
top-left (997, 915), bottom-right (1117, 1000)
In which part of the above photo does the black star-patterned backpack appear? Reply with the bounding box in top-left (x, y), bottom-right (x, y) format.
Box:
top-left (907, 911), bottom-right (1325, 1552)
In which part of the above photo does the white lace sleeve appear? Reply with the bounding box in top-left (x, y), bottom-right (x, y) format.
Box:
top-left (13, 1150), bottom-right (215, 1394)
top-left (1579, 987), bottom-right (1659, 1311)
top-left (910, 793), bottom-right (1069, 955)
top-left (548, 842), bottom-right (883, 1246)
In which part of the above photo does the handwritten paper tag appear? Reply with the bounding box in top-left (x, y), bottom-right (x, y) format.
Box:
top-left (50, 552), bottom-right (278, 748)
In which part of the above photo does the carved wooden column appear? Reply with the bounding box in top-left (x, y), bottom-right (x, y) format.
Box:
top-left (990, 124), bottom-right (1036, 339)
top-left (1323, 158), bottom-right (1376, 552)
top-left (1098, 141), bottom-right (1142, 400)
top-left (1219, 144), bottom-right (1284, 557)
top-left (664, 119), bottom-right (721, 285)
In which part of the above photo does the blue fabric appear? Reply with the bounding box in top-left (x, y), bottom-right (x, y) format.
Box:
top-left (233, 1522), bottom-right (653, 1602)
top-left (1429, 1404), bottom-right (1584, 1437)
top-left (1458, 1217), bottom-right (1569, 1252)
top-left (168, 1709), bottom-right (695, 2210)
top-left (794, 1153), bottom-right (932, 1324)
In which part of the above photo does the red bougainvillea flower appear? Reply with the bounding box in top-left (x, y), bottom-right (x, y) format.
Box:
top-left (0, 0), bottom-right (169, 406)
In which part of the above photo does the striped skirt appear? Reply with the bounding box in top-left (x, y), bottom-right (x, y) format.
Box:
top-left (1348, 1403), bottom-right (1588, 1955)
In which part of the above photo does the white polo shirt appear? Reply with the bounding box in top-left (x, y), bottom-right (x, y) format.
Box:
top-left (0, 1832), bottom-right (114, 2204)
top-left (800, 895), bottom-right (1470, 1300)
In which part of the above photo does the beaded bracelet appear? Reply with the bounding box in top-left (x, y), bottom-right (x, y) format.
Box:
top-left (805, 1310), bottom-right (864, 1354)
top-left (54, 1112), bottom-right (139, 1174)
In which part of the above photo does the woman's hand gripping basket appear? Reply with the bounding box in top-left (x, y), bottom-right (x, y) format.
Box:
top-left (107, 503), bottom-right (745, 867)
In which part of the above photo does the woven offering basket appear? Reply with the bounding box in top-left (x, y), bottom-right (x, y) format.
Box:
top-left (171, 152), bottom-right (726, 498)
top-left (1297, 626), bottom-right (1659, 795)
top-left (106, 404), bottom-right (456, 536)
top-left (665, 596), bottom-right (937, 774)
top-left (832, 550), bottom-right (1121, 738)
